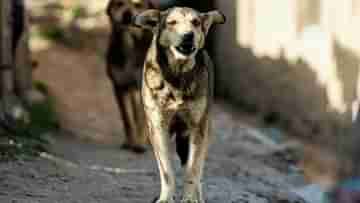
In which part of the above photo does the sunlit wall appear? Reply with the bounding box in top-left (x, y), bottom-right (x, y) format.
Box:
top-left (218, 0), bottom-right (360, 119)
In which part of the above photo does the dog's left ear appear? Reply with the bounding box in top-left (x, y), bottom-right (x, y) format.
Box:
top-left (106, 0), bottom-right (114, 17)
top-left (133, 9), bottom-right (161, 30)
top-left (201, 10), bottom-right (226, 35)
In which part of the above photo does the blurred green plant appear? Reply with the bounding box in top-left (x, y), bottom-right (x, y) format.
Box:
top-left (0, 81), bottom-right (60, 161)
top-left (71, 5), bottom-right (87, 19)
top-left (33, 80), bottom-right (50, 94)
top-left (27, 81), bottom-right (59, 135)
top-left (38, 27), bottom-right (66, 42)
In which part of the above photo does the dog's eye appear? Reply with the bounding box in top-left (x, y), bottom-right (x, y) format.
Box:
top-left (114, 1), bottom-right (124, 8)
top-left (192, 19), bottom-right (201, 27)
top-left (167, 20), bottom-right (177, 26)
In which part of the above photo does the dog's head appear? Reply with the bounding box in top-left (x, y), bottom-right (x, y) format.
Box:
top-left (133, 7), bottom-right (225, 60)
top-left (107, 0), bottom-right (153, 26)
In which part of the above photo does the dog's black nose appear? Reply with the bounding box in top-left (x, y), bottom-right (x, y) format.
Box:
top-left (177, 32), bottom-right (196, 55)
top-left (123, 10), bottom-right (133, 24)
top-left (182, 32), bottom-right (194, 43)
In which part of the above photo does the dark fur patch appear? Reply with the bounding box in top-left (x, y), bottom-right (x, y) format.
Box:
top-left (168, 91), bottom-right (175, 101)
top-left (106, 31), bottom-right (128, 67)
top-left (170, 115), bottom-right (189, 166)
top-left (145, 61), bottom-right (154, 69)
top-left (176, 134), bottom-right (189, 166)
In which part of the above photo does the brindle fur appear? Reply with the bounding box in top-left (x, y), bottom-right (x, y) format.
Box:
top-left (134, 7), bottom-right (225, 203)
top-left (106, 0), bottom-right (153, 153)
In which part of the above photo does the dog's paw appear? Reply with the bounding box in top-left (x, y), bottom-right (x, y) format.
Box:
top-left (180, 200), bottom-right (202, 203)
top-left (152, 196), bottom-right (176, 203)
top-left (180, 197), bottom-right (204, 203)
top-left (151, 196), bottom-right (159, 203)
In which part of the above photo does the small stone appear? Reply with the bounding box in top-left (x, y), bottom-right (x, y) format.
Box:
top-left (291, 184), bottom-right (327, 203)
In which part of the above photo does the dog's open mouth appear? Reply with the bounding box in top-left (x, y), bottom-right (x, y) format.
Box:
top-left (175, 43), bottom-right (196, 56)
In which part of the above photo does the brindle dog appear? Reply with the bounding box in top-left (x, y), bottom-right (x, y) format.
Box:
top-left (106, 0), bottom-right (153, 153)
top-left (134, 7), bottom-right (225, 203)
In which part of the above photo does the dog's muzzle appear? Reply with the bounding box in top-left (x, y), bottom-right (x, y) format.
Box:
top-left (176, 32), bottom-right (196, 55)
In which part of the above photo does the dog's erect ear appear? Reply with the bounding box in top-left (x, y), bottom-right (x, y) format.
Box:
top-left (133, 9), bottom-right (161, 30)
top-left (201, 10), bottom-right (226, 35)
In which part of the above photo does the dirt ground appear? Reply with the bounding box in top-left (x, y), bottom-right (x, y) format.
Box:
top-left (0, 103), bottom-right (309, 203)
top-left (31, 43), bottom-right (121, 143)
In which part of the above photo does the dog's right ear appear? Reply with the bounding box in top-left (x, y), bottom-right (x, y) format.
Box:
top-left (201, 10), bottom-right (226, 35)
top-left (133, 9), bottom-right (160, 30)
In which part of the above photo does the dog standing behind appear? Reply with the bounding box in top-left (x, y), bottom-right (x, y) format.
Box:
top-left (106, 0), bottom-right (154, 153)
top-left (134, 7), bottom-right (225, 203)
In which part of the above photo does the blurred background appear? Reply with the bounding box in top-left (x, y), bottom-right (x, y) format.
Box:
top-left (25, 0), bottom-right (358, 144)
top-left (1, 0), bottom-right (360, 202)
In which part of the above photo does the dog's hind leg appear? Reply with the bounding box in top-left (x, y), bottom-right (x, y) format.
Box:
top-left (123, 91), bottom-right (147, 153)
top-left (115, 89), bottom-right (133, 143)
top-left (182, 119), bottom-right (211, 203)
top-left (113, 85), bottom-right (145, 153)
top-left (147, 113), bottom-right (176, 203)
top-left (129, 89), bottom-right (147, 147)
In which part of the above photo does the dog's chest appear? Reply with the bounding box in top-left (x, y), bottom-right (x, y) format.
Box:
top-left (144, 64), bottom-right (207, 111)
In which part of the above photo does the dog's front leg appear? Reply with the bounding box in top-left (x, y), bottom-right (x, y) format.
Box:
top-left (147, 114), bottom-right (176, 203)
top-left (182, 120), bottom-right (210, 203)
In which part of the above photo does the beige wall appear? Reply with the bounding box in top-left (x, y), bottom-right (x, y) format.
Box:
top-left (214, 0), bottom-right (360, 138)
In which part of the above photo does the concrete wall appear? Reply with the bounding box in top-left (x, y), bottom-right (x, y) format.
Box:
top-left (214, 0), bottom-right (360, 140)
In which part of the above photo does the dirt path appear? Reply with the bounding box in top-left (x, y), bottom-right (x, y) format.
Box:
top-left (0, 104), bottom-right (307, 203)
top-left (31, 43), bottom-right (122, 144)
